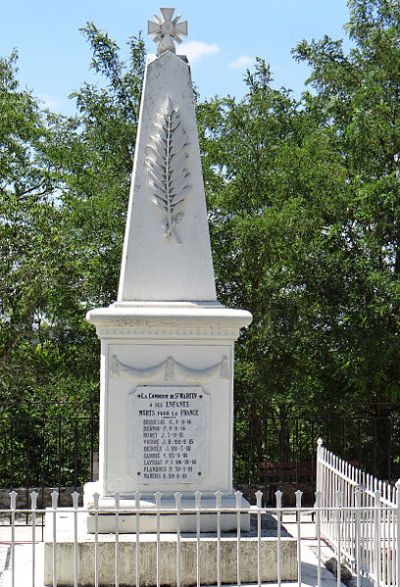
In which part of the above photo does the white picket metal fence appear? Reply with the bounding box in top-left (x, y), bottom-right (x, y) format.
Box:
top-left (0, 440), bottom-right (399, 586)
top-left (2, 490), bottom-right (297, 587)
top-left (317, 438), bottom-right (400, 587)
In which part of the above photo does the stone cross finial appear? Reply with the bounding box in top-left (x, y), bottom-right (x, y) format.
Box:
top-left (148, 8), bottom-right (188, 55)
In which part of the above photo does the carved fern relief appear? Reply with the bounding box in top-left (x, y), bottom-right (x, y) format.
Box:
top-left (145, 98), bottom-right (190, 244)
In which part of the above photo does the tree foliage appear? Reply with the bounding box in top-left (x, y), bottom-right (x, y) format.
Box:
top-left (1, 1), bottom-right (400, 485)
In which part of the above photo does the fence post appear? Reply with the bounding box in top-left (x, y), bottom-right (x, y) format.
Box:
top-left (354, 489), bottom-right (362, 587)
top-left (31, 490), bottom-right (38, 587)
top-left (336, 490), bottom-right (343, 587)
top-left (51, 490), bottom-right (59, 587)
top-left (315, 491), bottom-right (322, 587)
top-left (396, 480), bottom-right (400, 587)
top-left (316, 438), bottom-right (323, 495)
top-left (374, 490), bottom-right (381, 587)
top-left (295, 489), bottom-right (303, 587)
top-left (10, 491), bottom-right (17, 587)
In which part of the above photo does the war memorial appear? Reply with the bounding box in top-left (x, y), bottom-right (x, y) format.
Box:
top-left (43, 8), bottom-right (298, 584)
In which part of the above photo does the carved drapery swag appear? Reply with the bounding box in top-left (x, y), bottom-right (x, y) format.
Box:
top-left (110, 354), bottom-right (229, 381)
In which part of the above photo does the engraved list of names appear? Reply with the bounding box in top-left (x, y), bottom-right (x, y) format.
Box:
top-left (130, 386), bottom-right (209, 484)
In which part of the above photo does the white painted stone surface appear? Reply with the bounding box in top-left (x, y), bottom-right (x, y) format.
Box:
top-left (83, 491), bottom-right (250, 533)
top-left (148, 8), bottom-right (188, 56)
top-left (129, 385), bottom-right (209, 484)
top-left (44, 537), bottom-right (298, 586)
top-left (82, 331), bottom-right (250, 499)
top-left (43, 510), bottom-right (297, 586)
top-left (118, 51), bottom-right (216, 302)
top-left (84, 10), bottom-right (253, 536)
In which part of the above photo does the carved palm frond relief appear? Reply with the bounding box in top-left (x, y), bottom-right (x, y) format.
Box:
top-left (145, 98), bottom-right (190, 244)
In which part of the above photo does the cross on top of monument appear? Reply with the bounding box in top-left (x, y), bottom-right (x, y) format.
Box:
top-left (148, 8), bottom-right (188, 56)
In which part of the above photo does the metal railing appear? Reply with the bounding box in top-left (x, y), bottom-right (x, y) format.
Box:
top-left (2, 403), bottom-right (400, 507)
top-left (237, 409), bottom-right (400, 502)
top-left (317, 438), bottom-right (400, 587)
top-left (1, 486), bottom-right (399, 587)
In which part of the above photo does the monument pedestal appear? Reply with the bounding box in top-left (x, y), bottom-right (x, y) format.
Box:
top-left (85, 302), bottom-right (252, 532)
top-left (84, 483), bottom-right (250, 533)
top-left (44, 509), bottom-right (298, 586)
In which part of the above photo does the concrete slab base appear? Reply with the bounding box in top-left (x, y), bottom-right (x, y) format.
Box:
top-left (83, 484), bottom-right (251, 533)
top-left (43, 510), bottom-right (297, 586)
top-left (44, 535), bottom-right (297, 586)
top-left (86, 510), bottom-right (251, 534)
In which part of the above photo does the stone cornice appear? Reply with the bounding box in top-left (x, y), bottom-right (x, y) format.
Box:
top-left (86, 302), bottom-right (252, 341)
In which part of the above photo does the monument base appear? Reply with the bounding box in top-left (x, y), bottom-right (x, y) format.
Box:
top-left (44, 509), bottom-right (297, 586)
top-left (83, 482), bottom-right (250, 533)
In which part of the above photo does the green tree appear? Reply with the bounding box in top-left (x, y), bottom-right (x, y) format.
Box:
top-left (2, 2), bottom-right (400, 487)
top-left (293, 0), bottom-right (400, 411)
top-left (0, 28), bottom-right (146, 487)
top-left (198, 0), bottom-right (400, 478)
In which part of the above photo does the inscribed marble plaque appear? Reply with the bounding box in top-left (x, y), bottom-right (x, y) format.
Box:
top-left (129, 386), bottom-right (209, 484)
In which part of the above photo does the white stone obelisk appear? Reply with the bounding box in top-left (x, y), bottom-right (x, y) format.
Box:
top-left (84, 8), bottom-right (252, 532)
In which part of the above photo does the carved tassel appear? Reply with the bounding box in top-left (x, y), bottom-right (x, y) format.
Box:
top-left (165, 356), bottom-right (175, 380)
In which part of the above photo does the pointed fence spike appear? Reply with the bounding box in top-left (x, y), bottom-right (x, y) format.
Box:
top-left (275, 489), bottom-right (283, 509)
top-left (9, 491), bottom-right (17, 510)
top-left (255, 490), bottom-right (263, 509)
top-left (295, 490), bottom-right (303, 508)
top-left (174, 492), bottom-right (182, 509)
top-left (93, 492), bottom-right (100, 510)
top-left (235, 490), bottom-right (242, 509)
top-left (215, 490), bottom-right (222, 509)
top-left (72, 491), bottom-right (79, 510)
top-left (194, 491), bottom-right (202, 509)
top-left (30, 491), bottom-right (39, 510)
top-left (155, 491), bottom-right (162, 509)
top-left (51, 491), bottom-right (59, 509)
top-left (134, 490), bottom-right (141, 510)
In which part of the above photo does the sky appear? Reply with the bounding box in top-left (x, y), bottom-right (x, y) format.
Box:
top-left (1, 0), bottom-right (352, 115)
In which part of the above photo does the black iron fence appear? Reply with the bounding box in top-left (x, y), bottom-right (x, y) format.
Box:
top-left (234, 408), bottom-right (400, 503)
top-left (0, 401), bottom-right (98, 497)
top-left (1, 401), bottom-right (399, 506)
